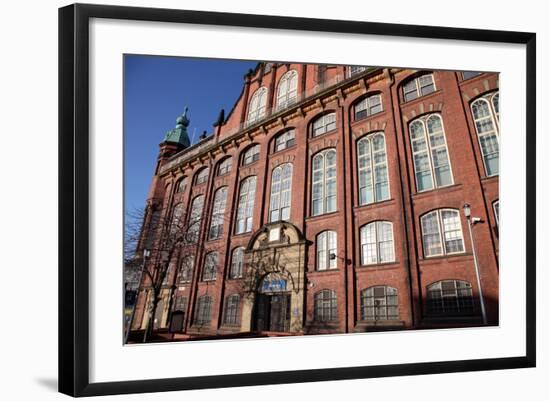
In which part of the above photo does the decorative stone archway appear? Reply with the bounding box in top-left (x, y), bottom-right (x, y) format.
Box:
top-left (240, 222), bottom-right (309, 333)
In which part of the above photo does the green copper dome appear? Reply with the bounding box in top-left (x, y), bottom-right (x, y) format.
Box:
top-left (163, 106), bottom-right (191, 148)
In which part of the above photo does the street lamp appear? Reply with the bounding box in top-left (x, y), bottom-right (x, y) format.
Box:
top-left (463, 203), bottom-right (487, 325)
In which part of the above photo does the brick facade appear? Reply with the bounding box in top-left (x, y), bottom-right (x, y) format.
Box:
top-left (129, 63), bottom-right (499, 341)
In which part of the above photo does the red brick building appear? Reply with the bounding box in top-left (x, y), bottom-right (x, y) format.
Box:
top-left (129, 63), bottom-right (499, 341)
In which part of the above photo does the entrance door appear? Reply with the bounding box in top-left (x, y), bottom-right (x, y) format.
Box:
top-left (254, 293), bottom-right (290, 332)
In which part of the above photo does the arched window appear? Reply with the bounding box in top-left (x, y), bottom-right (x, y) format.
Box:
top-left (177, 255), bottom-right (194, 283)
top-left (235, 176), bottom-right (257, 234)
top-left (403, 73), bottom-right (436, 102)
top-left (194, 295), bottom-right (212, 325)
top-left (274, 129), bottom-right (295, 152)
top-left (202, 252), bottom-right (218, 281)
top-left (471, 93), bottom-right (500, 176)
top-left (276, 70), bottom-right (298, 110)
top-left (208, 187), bottom-right (227, 240)
top-left (217, 157), bottom-right (232, 176)
top-left (170, 203), bottom-right (184, 233)
top-left (462, 71), bottom-right (482, 80)
top-left (316, 230), bottom-right (337, 271)
top-left (269, 163), bottom-right (293, 222)
top-left (247, 87), bottom-right (267, 125)
top-left (194, 167), bottom-right (209, 185)
top-left (187, 195), bottom-right (204, 243)
top-left (360, 221), bottom-right (395, 265)
top-left (314, 290), bottom-right (337, 322)
top-left (354, 94), bottom-right (382, 120)
top-left (360, 286), bottom-right (398, 321)
top-left (493, 200), bottom-right (500, 228)
top-left (242, 144), bottom-right (260, 166)
top-left (427, 280), bottom-right (475, 316)
top-left (162, 261), bottom-right (175, 286)
top-left (312, 149), bottom-right (337, 215)
top-left (492, 93), bottom-right (499, 120)
top-left (409, 114), bottom-right (453, 192)
top-left (229, 247), bottom-right (244, 279)
top-left (175, 177), bottom-right (187, 193)
top-left (311, 113), bottom-right (336, 137)
top-left (357, 132), bottom-right (390, 205)
top-left (348, 65), bottom-right (367, 77)
top-left (421, 209), bottom-right (465, 257)
top-left (223, 294), bottom-right (240, 325)
top-left (173, 296), bottom-right (187, 312)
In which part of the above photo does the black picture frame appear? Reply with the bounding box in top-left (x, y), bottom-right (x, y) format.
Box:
top-left (58, 3), bottom-right (536, 397)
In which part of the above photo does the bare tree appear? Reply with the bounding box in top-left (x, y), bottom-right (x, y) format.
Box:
top-left (125, 196), bottom-right (231, 343)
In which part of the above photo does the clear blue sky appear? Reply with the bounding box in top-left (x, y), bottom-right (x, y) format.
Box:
top-left (124, 55), bottom-right (257, 213)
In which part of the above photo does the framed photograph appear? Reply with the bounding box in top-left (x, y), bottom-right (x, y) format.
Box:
top-left (58, 3), bottom-right (536, 397)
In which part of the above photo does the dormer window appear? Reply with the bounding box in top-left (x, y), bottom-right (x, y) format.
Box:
top-left (246, 87), bottom-right (267, 125)
top-left (276, 70), bottom-right (298, 110)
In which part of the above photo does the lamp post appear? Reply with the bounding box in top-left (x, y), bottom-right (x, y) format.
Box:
top-left (463, 203), bottom-right (487, 325)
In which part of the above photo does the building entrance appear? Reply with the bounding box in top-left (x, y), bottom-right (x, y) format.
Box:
top-left (254, 293), bottom-right (291, 332)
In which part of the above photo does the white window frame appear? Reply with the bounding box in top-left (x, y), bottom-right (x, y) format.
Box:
top-left (187, 195), bottom-right (204, 243)
top-left (409, 114), bottom-right (454, 192)
top-left (357, 132), bottom-right (391, 205)
top-left (471, 92), bottom-right (500, 177)
top-left (178, 255), bottom-right (194, 283)
top-left (202, 252), bottom-right (218, 281)
top-left (493, 200), bottom-right (500, 228)
top-left (229, 247), bottom-right (244, 279)
top-left (348, 65), bottom-right (367, 77)
top-left (235, 176), bottom-right (257, 234)
top-left (354, 94), bottom-right (383, 120)
top-left (316, 230), bottom-right (337, 271)
top-left (421, 209), bottom-right (465, 258)
top-left (274, 129), bottom-right (295, 152)
top-left (276, 70), bottom-right (298, 111)
top-left (208, 186), bottom-right (227, 240)
top-left (176, 177), bottom-right (187, 193)
top-left (217, 157), bottom-right (232, 176)
top-left (246, 87), bottom-right (267, 125)
top-left (311, 149), bottom-right (337, 216)
top-left (403, 73), bottom-right (436, 102)
top-left (242, 144), bottom-right (260, 166)
top-left (194, 167), bottom-right (209, 185)
top-left (269, 163), bottom-right (293, 222)
top-left (360, 221), bottom-right (395, 265)
top-left (311, 113), bottom-right (336, 137)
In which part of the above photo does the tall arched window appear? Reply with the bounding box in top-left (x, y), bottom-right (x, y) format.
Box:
top-left (360, 221), bottom-right (395, 265)
top-left (409, 114), bottom-right (453, 192)
top-left (354, 94), bottom-right (382, 120)
top-left (269, 163), bottom-right (293, 222)
top-left (427, 280), bottom-right (475, 316)
top-left (357, 132), bottom-right (390, 205)
top-left (217, 157), bottom-right (232, 176)
top-left (176, 177), bottom-right (187, 193)
top-left (274, 129), bottom-right (295, 152)
top-left (493, 199), bottom-right (500, 228)
top-left (314, 290), bottom-right (337, 322)
top-left (311, 113), bottom-right (336, 137)
top-left (471, 93), bottom-right (500, 176)
top-left (360, 286), bottom-right (398, 321)
top-left (194, 295), bottom-right (212, 325)
top-left (312, 149), bottom-right (337, 216)
top-left (421, 209), bottom-right (465, 257)
top-left (403, 73), bottom-right (435, 102)
top-left (276, 70), bottom-right (298, 110)
top-left (235, 176), bottom-right (257, 234)
top-left (223, 294), bottom-right (240, 325)
top-left (202, 252), bottom-right (218, 281)
top-left (194, 167), bottom-right (209, 185)
top-left (170, 203), bottom-right (184, 233)
top-left (247, 87), bottom-right (267, 125)
top-left (208, 187), bottom-right (227, 240)
top-left (242, 144), bottom-right (260, 166)
top-left (177, 255), bottom-right (194, 283)
top-left (316, 230), bottom-right (337, 271)
top-left (187, 195), bottom-right (204, 243)
top-left (229, 247), bottom-right (244, 279)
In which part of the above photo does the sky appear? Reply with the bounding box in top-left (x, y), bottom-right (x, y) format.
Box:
top-left (124, 55), bottom-right (258, 213)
